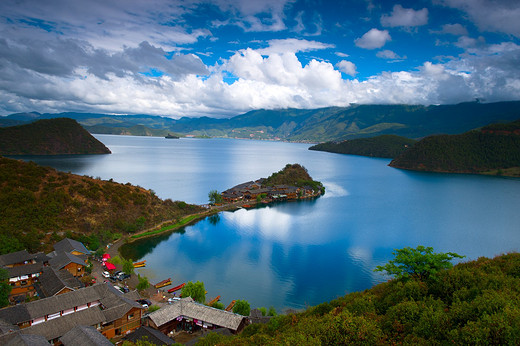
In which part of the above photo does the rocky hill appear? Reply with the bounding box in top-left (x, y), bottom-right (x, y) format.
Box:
top-left (389, 120), bottom-right (520, 176)
top-left (309, 135), bottom-right (417, 158)
top-left (0, 118), bottom-right (111, 155)
top-left (0, 156), bottom-right (204, 254)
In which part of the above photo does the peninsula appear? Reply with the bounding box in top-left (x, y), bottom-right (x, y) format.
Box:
top-left (0, 118), bottom-right (111, 155)
top-left (221, 164), bottom-right (325, 204)
top-left (389, 119), bottom-right (520, 177)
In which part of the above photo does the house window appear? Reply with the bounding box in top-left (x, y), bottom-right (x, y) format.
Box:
top-left (128, 313), bottom-right (134, 320)
top-left (20, 280), bottom-right (27, 286)
top-left (115, 328), bottom-right (121, 336)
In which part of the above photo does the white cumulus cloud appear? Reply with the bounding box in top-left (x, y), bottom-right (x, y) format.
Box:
top-left (355, 28), bottom-right (391, 49)
top-left (381, 5), bottom-right (428, 28)
top-left (336, 60), bottom-right (358, 77)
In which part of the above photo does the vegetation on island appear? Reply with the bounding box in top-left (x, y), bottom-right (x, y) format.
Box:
top-left (196, 248), bottom-right (520, 345)
top-left (0, 118), bottom-right (111, 155)
top-left (0, 156), bottom-right (204, 254)
top-left (389, 119), bottom-right (520, 176)
top-left (309, 134), bottom-right (417, 158)
top-left (263, 163), bottom-right (325, 194)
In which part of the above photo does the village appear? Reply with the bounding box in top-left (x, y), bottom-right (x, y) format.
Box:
top-left (0, 237), bottom-right (271, 345)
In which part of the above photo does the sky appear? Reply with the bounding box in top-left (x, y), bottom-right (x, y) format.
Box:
top-left (1, 0), bottom-right (520, 118)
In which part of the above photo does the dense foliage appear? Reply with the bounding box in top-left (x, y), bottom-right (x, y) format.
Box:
top-left (196, 252), bottom-right (520, 345)
top-left (0, 268), bottom-right (11, 308)
top-left (181, 281), bottom-right (206, 303)
top-left (0, 156), bottom-right (204, 254)
top-left (263, 164), bottom-right (324, 193)
top-left (389, 120), bottom-right (520, 176)
top-left (0, 118), bottom-right (111, 155)
top-left (309, 135), bottom-right (416, 158)
top-left (375, 246), bottom-right (464, 281)
top-left (232, 300), bottom-right (251, 316)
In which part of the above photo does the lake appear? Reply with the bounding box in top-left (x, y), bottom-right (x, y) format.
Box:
top-left (24, 135), bottom-right (520, 312)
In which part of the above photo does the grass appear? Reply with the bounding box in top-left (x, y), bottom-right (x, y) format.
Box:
top-left (130, 214), bottom-right (205, 240)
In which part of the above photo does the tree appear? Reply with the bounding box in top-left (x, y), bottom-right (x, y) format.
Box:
top-left (232, 299), bottom-right (251, 316)
top-left (181, 281), bottom-right (206, 303)
top-left (268, 306), bottom-right (277, 316)
top-left (374, 245), bottom-right (464, 281)
top-left (211, 301), bottom-right (224, 310)
top-left (122, 258), bottom-right (135, 275)
top-left (0, 268), bottom-right (11, 308)
top-left (208, 190), bottom-right (223, 205)
top-left (136, 275), bottom-right (150, 291)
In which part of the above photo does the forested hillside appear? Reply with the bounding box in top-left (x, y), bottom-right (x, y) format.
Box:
top-left (4, 101), bottom-right (520, 142)
top-left (309, 135), bottom-right (417, 158)
top-left (0, 156), bottom-right (204, 254)
top-left (389, 120), bottom-right (520, 176)
top-left (0, 118), bottom-right (111, 155)
top-left (197, 251), bottom-right (520, 345)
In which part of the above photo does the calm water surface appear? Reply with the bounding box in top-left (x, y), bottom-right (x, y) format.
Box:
top-left (24, 135), bottom-right (520, 311)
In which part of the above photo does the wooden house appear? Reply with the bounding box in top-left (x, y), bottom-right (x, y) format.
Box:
top-left (36, 267), bottom-right (83, 298)
top-left (59, 325), bottom-right (112, 345)
top-left (0, 283), bottom-right (144, 344)
top-left (145, 297), bottom-right (249, 335)
top-left (49, 252), bottom-right (87, 278)
top-left (52, 238), bottom-right (90, 257)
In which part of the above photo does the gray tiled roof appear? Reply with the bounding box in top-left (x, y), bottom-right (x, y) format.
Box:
top-left (0, 250), bottom-right (33, 267)
top-left (49, 252), bottom-right (85, 270)
top-left (148, 298), bottom-right (246, 331)
top-left (124, 326), bottom-right (174, 345)
top-left (59, 325), bottom-right (112, 346)
top-left (53, 238), bottom-right (89, 255)
top-left (2, 332), bottom-right (51, 345)
top-left (6, 263), bottom-right (43, 278)
top-left (38, 267), bottom-right (83, 298)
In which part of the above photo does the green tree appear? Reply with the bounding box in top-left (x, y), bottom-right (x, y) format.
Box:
top-left (233, 299), bottom-right (251, 316)
top-left (268, 306), bottom-right (277, 316)
top-left (374, 245), bottom-right (464, 281)
top-left (211, 301), bottom-right (225, 310)
top-left (0, 268), bottom-right (12, 307)
top-left (181, 281), bottom-right (206, 303)
top-left (208, 190), bottom-right (223, 205)
top-left (122, 258), bottom-right (135, 275)
top-left (136, 275), bottom-right (150, 291)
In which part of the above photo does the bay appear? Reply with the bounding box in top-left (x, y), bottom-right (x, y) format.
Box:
top-left (23, 135), bottom-right (520, 312)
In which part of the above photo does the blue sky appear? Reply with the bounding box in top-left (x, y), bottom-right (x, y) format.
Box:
top-left (1, 0), bottom-right (519, 118)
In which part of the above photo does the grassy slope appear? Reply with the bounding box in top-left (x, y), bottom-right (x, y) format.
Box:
top-left (197, 253), bottom-right (520, 345)
top-left (389, 120), bottom-right (520, 176)
top-left (0, 156), bottom-right (204, 254)
top-left (0, 118), bottom-right (111, 155)
top-left (309, 135), bottom-right (417, 158)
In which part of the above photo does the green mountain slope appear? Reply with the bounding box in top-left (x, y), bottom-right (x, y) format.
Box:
top-left (0, 156), bottom-right (204, 254)
top-left (4, 101), bottom-right (520, 142)
top-left (389, 119), bottom-right (520, 176)
top-left (0, 118), bottom-right (111, 155)
top-left (197, 252), bottom-right (520, 345)
top-left (309, 134), bottom-right (417, 158)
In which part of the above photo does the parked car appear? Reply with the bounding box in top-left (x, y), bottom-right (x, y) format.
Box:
top-left (102, 271), bottom-right (110, 278)
top-left (118, 273), bottom-right (131, 280)
top-left (137, 299), bottom-right (151, 307)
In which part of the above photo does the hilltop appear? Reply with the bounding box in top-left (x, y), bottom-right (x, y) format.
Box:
top-left (4, 101), bottom-right (520, 142)
top-left (0, 156), bottom-right (204, 254)
top-left (309, 135), bottom-right (417, 158)
top-left (389, 119), bottom-right (520, 176)
top-left (0, 118), bottom-right (111, 155)
top-left (196, 252), bottom-right (520, 345)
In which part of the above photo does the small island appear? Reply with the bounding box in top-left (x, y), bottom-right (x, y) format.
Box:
top-left (165, 133), bottom-right (180, 139)
top-left (220, 164), bottom-right (325, 205)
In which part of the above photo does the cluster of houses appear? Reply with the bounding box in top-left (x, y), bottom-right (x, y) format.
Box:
top-left (0, 239), bottom-right (259, 345)
top-left (221, 178), bottom-right (320, 203)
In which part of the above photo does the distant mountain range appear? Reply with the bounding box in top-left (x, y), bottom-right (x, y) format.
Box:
top-left (2, 101), bottom-right (520, 142)
top-left (0, 118), bottom-right (111, 155)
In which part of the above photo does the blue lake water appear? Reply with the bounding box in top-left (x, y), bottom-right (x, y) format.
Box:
top-left (24, 135), bottom-right (520, 312)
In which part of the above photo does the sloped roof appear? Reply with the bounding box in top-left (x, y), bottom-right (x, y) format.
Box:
top-left (38, 267), bottom-right (83, 298)
top-left (0, 283), bottom-right (142, 325)
top-left (148, 298), bottom-right (246, 331)
top-left (0, 250), bottom-right (33, 267)
top-left (1, 332), bottom-right (50, 346)
top-left (49, 252), bottom-right (86, 270)
top-left (53, 238), bottom-right (90, 255)
top-left (6, 263), bottom-right (43, 278)
top-left (124, 326), bottom-right (174, 345)
top-left (59, 325), bottom-right (112, 346)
